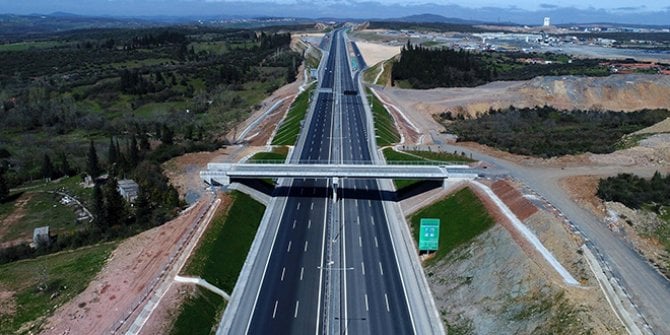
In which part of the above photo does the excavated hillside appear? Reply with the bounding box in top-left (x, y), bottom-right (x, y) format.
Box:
top-left (382, 74), bottom-right (670, 120)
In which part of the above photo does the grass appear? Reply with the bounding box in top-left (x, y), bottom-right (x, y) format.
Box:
top-left (169, 286), bottom-right (226, 335)
top-left (0, 192), bottom-right (78, 243)
top-left (0, 41), bottom-right (67, 52)
top-left (403, 150), bottom-right (474, 163)
top-left (382, 148), bottom-right (474, 190)
top-left (409, 188), bottom-right (495, 265)
top-left (271, 84), bottom-right (315, 146)
top-left (247, 146), bottom-right (289, 163)
top-left (182, 191), bottom-right (265, 293)
top-left (362, 62), bottom-right (381, 83)
top-left (133, 101), bottom-right (188, 118)
top-left (367, 88), bottom-right (400, 146)
top-left (0, 242), bottom-right (116, 334)
top-left (655, 206), bottom-right (670, 269)
top-left (1, 176), bottom-right (94, 243)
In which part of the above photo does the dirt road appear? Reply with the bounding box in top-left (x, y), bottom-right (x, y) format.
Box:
top-left (434, 140), bottom-right (670, 333)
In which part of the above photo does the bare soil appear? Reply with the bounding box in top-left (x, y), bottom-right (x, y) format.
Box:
top-left (428, 183), bottom-right (624, 335)
top-left (0, 193), bottom-right (32, 247)
top-left (633, 117), bottom-right (670, 135)
top-left (559, 175), bottom-right (606, 218)
top-left (605, 202), bottom-right (670, 278)
top-left (350, 40), bottom-right (401, 67)
top-left (40, 196), bottom-right (216, 335)
top-left (0, 288), bottom-right (16, 319)
top-left (490, 180), bottom-right (538, 221)
top-left (139, 283), bottom-right (196, 335)
top-left (379, 74), bottom-right (670, 121)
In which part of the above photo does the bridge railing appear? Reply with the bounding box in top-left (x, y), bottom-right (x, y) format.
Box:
top-left (244, 159), bottom-right (470, 166)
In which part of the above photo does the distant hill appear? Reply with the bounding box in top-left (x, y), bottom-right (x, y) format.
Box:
top-left (391, 14), bottom-right (483, 25)
top-left (0, 13), bottom-right (160, 40)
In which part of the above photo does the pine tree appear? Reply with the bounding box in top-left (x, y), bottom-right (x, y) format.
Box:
top-left (92, 183), bottom-right (105, 227)
top-left (0, 170), bottom-right (9, 202)
top-left (87, 140), bottom-right (100, 178)
top-left (161, 125), bottom-right (174, 145)
top-left (139, 132), bottom-right (150, 152)
top-left (108, 137), bottom-right (118, 167)
top-left (134, 184), bottom-right (151, 226)
top-left (59, 152), bottom-right (71, 177)
top-left (164, 185), bottom-right (180, 208)
top-left (103, 178), bottom-right (126, 227)
top-left (41, 153), bottom-right (54, 180)
top-left (129, 135), bottom-right (139, 167)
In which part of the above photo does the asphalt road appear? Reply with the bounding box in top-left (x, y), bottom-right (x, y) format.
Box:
top-left (245, 29), bottom-right (414, 334)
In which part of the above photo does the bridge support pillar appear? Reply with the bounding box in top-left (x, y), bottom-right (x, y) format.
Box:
top-left (332, 177), bottom-right (339, 202)
top-left (221, 175), bottom-right (231, 186)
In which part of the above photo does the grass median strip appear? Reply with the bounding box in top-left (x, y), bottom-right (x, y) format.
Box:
top-left (409, 188), bottom-right (494, 265)
top-left (0, 243), bottom-right (116, 334)
top-left (173, 191), bottom-right (265, 334)
top-left (272, 84), bottom-right (315, 146)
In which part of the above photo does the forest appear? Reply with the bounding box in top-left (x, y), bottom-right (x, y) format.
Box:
top-left (392, 42), bottom-right (493, 88)
top-left (391, 42), bottom-right (610, 89)
top-left (440, 106), bottom-right (670, 157)
top-left (0, 26), bottom-right (304, 264)
top-left (597, 172), bottom-right (670, 210)
top-left (0, 27), bottom-right (301, 187)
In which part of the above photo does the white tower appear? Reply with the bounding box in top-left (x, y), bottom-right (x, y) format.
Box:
top-left (543, 17), bottom-right (550, 27)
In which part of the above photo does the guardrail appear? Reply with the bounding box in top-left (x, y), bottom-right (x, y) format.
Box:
top-left (245, 159), bottom-right (471, 166)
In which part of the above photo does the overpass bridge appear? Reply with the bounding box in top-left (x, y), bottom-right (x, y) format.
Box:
top-left (200, 163), bottom-right (480, 199)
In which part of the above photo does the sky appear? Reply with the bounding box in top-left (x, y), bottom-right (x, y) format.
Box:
top-left (1, 0), bottom-right (669, 25)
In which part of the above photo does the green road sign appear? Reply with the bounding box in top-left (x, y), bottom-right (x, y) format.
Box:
top-left (419, 218), bottom-right (440, 251)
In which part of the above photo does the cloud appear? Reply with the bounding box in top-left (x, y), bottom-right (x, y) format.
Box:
top-left (612, 6), bottom-right (646, 11)
top-left (539, 3), bottom-right (558, 9)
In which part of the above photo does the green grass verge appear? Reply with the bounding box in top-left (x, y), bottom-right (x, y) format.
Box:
top-left (182, 191), bottom-right (265, 293)
top-left (409, 188), bottom-right (494, 265)
top-left (170, 286), bottom-right (226, 335)
top-left (0, 243), bottom-right (116, 334)
top-left (382, 148), bottom-right (474, 190)
top-left (272, 84), bottom-right (315, 146)
top-left (247, 146), bottom-right (289, 163)
top-left (403, 150), bottom-right (474, 163)
top-left (367, 88), bottom-right (400, 147)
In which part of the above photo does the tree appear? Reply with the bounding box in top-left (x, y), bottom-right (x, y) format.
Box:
top-left (59, 152), bottom-right (71, 177)
top-left (87, 140), bottom-right (100, 178)
top-left (103, 178), bottom-right (126, 227)
top-left (134, 184), bottom-right (151, 226)
top-left (160, 125), bottom-right (174, 145)
top-left (108, 137), bottom-right (118, 167)
top-left (129, 135), bottom-right (139, 167)
top-left (165, 186), bottom-right (181, 209)
top-left (41, 153), bottom-right (54, 180)
top-left (139, 132), bottom-right (150, 152)
top-left (92, 183), bottom-right (105, 228)
top-left (0, 170), bottom-right (8, 202)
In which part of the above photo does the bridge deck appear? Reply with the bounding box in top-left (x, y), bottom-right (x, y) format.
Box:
top-left (201, 163), bottom-right (479, 185)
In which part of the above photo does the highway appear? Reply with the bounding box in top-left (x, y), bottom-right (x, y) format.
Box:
top-left (238, 29), bottom-right (415, 334)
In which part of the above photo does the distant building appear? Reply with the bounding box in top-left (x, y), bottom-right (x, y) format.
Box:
top-left (32, 226), bottom-right (51, 248)
top-left (117, 179), bottom-right (139, 202)
top-left (543, 17), bottom-right (550, 27)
